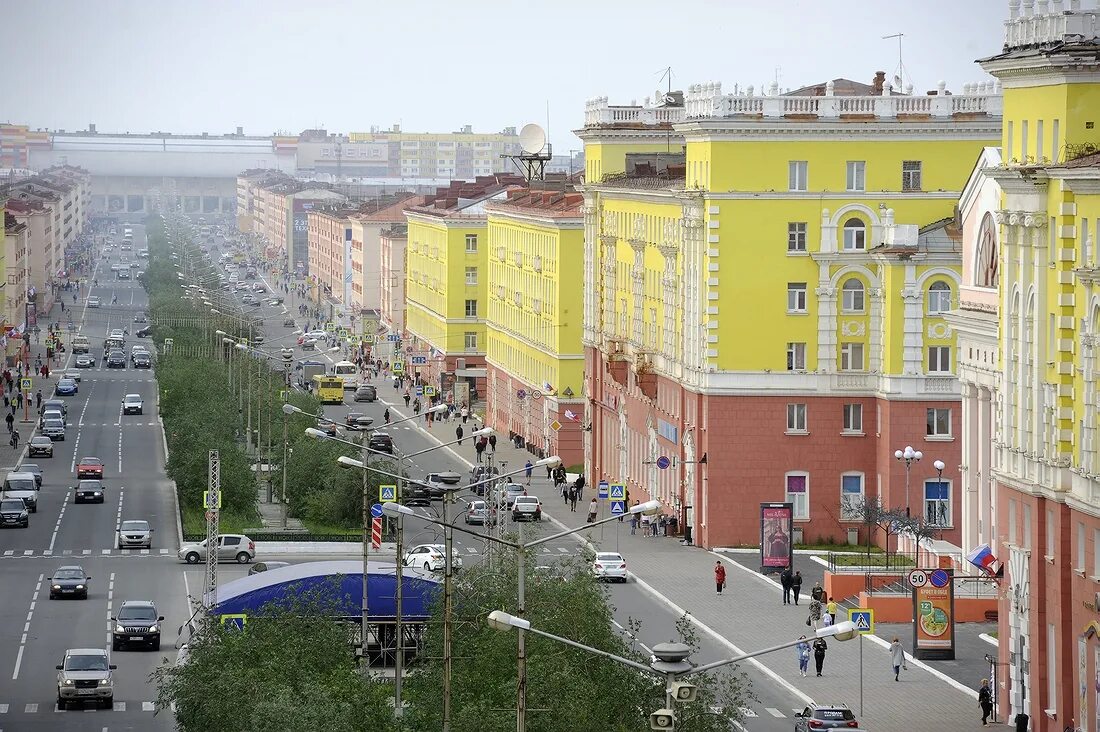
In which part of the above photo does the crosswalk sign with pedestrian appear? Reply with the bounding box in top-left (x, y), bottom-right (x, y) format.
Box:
top-left (609, 484), bottom-right (625, 500)
top-left (379, 484), bottom-right (396, 503)
top-left (610, 500), bottom-right (625, 515)
top-left (848, 608), bottom-right (874, 634)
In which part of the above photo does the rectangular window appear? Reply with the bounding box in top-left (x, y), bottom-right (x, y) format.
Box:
top-left (927, 346), bottom-right (952, 373)
top-left (1008, 499), bottom-right (1017, 545)
top-left (926, 408), bottom-right (952, 437)
top-left (840, 342), bottom-right (864, 371)
top-left (924, 480), bottom-right (951, 526)
top-left (785, 473), bottom-right (809, 520)
top-left (1046, 509), bottom-right (1055, 557)
top-left (465, 266), bottom-right (478, 285)
top-left (788, 161), bottom-right (808, 191)
top-left (840, 474), bottom-right (864, 520)
top-left (465, 234), bottom-right (478, 253)
top-left (1078, 522), bottom-right (1087, 571)
top-left (1006, 120), bottom-right (1014, 163)
top-left (787, 222), bottom-right (807, 252)
top-left (843, 403), bottom-right (863, 433)
top-left (1094, 528), bottom-right (1100, 576)
top-left (786, 342), bottom-right (806, 371)
top-left (786, 403), bottom-right (807, 433)
top-left (846, 161), bottom-right (866, 192)
top-left (1023, 503), bottom-right (1032, 549)
top-left (1047, 624), bottom-right (1056, 712)
top-left (464, 331), bottom-right (478, 350)
top-left (902, 160), bottom-right (922, 191)
top-left (1036, 119), bottom-right (1045, 162)
top-left (787, 283), bottom-right (807, 313)
top-left (464, 299), bottom-right (478, 318)
top-left (1021, 120), bottom-right (1029, 161)
top-left (928, 286), bottom-right (952, 313)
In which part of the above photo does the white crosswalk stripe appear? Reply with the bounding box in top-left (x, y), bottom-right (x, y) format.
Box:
top-left (0, 703), bottom-right (7, 713)
top-left (766, 707), bottom-right (785, 717)
top-left (24, 704), bottom-right (37, 714)
top-left (143, 702), bottom-right (155, 712)
top-left (113, 702), bottom-right (126, 712)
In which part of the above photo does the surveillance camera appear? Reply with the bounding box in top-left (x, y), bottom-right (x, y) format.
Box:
top-left (650, 709), bottom-right (675, 729)
top-left (670, 681), bottom-right (697, 702)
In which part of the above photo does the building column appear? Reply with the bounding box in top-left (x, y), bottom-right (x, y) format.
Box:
top-left (900, 263), bottom-right (924, 375)
top-left (961, 382), bottom-right (979, 555)
top-left (629, 218), bottom-right (646, 348)
top-left (978, 388), bottom-right (994, 547)
top-left (815, 262), bottom-right (837, 371)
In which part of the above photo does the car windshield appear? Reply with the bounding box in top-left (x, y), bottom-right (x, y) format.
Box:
top-left (1, 500), bottom-right (25, 511)
top-left (31, 437), bottom-right (51, 445)
top-left (7, 478), bottom-right (35, 490)
top-left (506, 485), bottom-right (525, 494)
top-left (816, 709), bottom-right (856, 721)
top-left (44, 419), bottom-right (63, 427)
top-left (54, 568), bottom-right (85, 580)
top-left (125, 396), bottom-right (141, 403)
top-left (596, 553), bottom-right (623, 562)
top-left (120, 521), bottom-right (149, 531)
top-left (65, 654), bottom-right (107, 671)
top-left (78, 481), bottom-right (102, 489)
top-left (118, 606), bottom-right (157, 621)
top-left (81, 458), bottom-right (102, 466)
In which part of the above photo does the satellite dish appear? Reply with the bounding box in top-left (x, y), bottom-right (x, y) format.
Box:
top-left (519, 123), bottom-right (547, 155)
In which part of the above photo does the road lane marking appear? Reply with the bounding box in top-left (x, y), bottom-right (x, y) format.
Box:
top-left (68, 389), bottom-right (95, 473)
top-left (48, 491), bottom-right (70, 554)
top-left (106, 571), bottom-right (115, 647)
top-left (767, 707), bottom-right (785, 717)
top-left (143, 702), bottom-right (155, 712)
top-left (23, 704), bottom-right (36, 714)
top-left (113, 702), bottom-right (125, 712)
top-left (117, 402), bottom-right (123, 473)
top-left (11, 573), bottom-right (43, 680)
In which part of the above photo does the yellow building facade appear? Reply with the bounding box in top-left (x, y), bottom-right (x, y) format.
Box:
top-left (484, 188), bottom-right (586, 465)
top-left (579, 82), bottom-right (1002, 547)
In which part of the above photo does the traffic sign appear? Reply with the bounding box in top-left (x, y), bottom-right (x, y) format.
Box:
top-left (202, 490), bottom-right (222, 509)
top-left (20, 378), bottom-right (32, 391)
top-left (425, 386), bottom-right (436, 397)
top-left (908, 569), bottom-right (929, 588)
top-left (415, 386), bottom-right (424, 396)
top-left (392, 361), bottom-right (404, 374)
top-left (338, 328), bottom-right (349, 338)
top-left (387, 334), bottom-right (400, 342)
top-left (848, 608), bottom-right (874, 634)
top-left (516, 389), bottom-right (527, 399)
top-left (597, 481), bottom-right (609, 500)
top-left (549, 420), bottom-right (562, 432)
top-left (411, 355), bottom-right (427, 365)
top-left (364, 334), bottom-right (376, 344)
top-left (929, 569), bottom-right (951, 588)
top-left (370, 503), bottom-right (384, 519)
top-left (531, 390), bottom-right (543, 401)
top-left (610, 500), bottom-right (625, 516)
top-left (379, 484), bottom-right (397, 503)
top-left (656, 455), bottom-right (671, 470)
top-left (221, 614), bottom-right (247, 631)
top-left (325, 322), bottom-right (336, 332)
top-left (609, 484), bottom-right (625, 500)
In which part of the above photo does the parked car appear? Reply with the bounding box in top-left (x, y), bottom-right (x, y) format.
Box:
top-left (55, 378), bottom-right (78, 396)
top-left (403, 544), bottom-right (462, 573)
top-left (353, 384), bottom-right (377, 402)
top-left (499, 483), bottom-right (527, 509)
top-left (76, 457), bottom-right (103, 479)
top-left (592, 552), bottom-right (628, 583)
top-left (135, 326), bottom-right (152, 338)
top-left (111, 600), bottom-right (164, 651)
top-left (248, 561), bottom-right (290, 576)
top-left (464, 500), bottom-right (491, 526)
top-left (793, 704), bottom-right (861, 731)
top-left (116, 520), bottom-right (153, 549)
top-left (177, 534), bottom-right (255, 564)
top-left (74, 480), bottom-right (105, 504)
top-left (28, 436), bottom-right (54, 457)
top-left (468, 465), bottom-right (500, 495)
top-left (512, 495), bottom-right (543, 522)
top-left (122, 394), bottom-right (143, 415)
top-left (282, 318), bottom-right (296, 328)
top-left (0, 498), bottom-right (29, 528)
top-left (18, 463), bottom-right (43, 487)
top-left (56, 648), bottom-right (115, 709)
top-left (48, 566), bottom-right (91, 599)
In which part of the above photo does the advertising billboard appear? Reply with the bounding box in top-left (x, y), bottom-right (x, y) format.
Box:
top-left (759, 503), bottom-right (793, 574)
top-left (912, 568), bottom-right (956, 660)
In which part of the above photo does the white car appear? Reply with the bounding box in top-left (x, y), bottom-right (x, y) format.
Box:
top-left (122, 394), bottom-right (143, 415)
top-left (86, 297), bottom-right (100, 308)
top-left (593, 552), bottom-right (628, 583)
top-left (403, 544), bottom-right (462, 573)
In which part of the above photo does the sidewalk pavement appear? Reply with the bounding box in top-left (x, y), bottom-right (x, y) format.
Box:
top-left (254, 541), bottom-right (395, 556)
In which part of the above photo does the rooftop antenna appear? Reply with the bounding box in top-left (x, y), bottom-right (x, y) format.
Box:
top-left (657, 66), bottom-right (673, 96)
top-left (503, 123), bottom-right (551, 184)
top-left (882, 33), bottom-right (912, 91)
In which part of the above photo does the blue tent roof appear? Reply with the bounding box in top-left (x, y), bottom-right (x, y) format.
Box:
top-left (206, 560), bottom-right (440, 621)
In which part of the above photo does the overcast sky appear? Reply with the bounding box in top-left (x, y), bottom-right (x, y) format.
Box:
top-left (3, 0), bottom-right (1010, 152)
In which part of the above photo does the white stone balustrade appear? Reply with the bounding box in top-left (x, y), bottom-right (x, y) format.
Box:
top-left (1004, 0), bottom-right (1100, 49)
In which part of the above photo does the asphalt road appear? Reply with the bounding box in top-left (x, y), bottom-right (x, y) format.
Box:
top-left (0, 224), bottom-right (182, 731)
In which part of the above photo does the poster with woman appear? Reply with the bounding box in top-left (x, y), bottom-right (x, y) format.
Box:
top-left (759, 503), bottom-right (793, 574)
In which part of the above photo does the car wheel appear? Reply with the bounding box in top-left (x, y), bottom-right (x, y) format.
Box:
top-left (236, 552), bottom-right (251, 564)
top-left (101, 696), bottom-right (113, 710)
top-left (31, 505), bottom-right (36, 513)
top-left (57, 697), bottom-right (66, 711)
top-left (112, 639), bottom-right (120, 651)
top-left (423, 561), bottom-right (432, 571)
top-left (152, 639), bottom-right (161, 651)
top-left (185, 552), bottom-right (200, 564)
top-left (82, 590), bottom-right (88, 599)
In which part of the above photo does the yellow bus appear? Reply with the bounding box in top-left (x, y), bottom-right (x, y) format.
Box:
top-left (313, 375), bottom-right (345, 404)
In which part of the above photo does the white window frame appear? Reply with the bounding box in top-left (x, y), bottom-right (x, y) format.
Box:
top-left (465, 266), bottom-right (478, 286)
top-left (465, 234), bottom-right (478, 253)
top-left (842, 218), bottom-right (866, 251)
top-left (463, 331), bottom-right (478, 350)
top-left (788, 222), bottom-right (807, 252)
top-left (464, 299), bottom-right (478, 318)
top-left (843, 403), bottom-right (863, 434)
top-left (923, 479), bottom-right (952, 527)
top-left (787, 283), bottom-right (807, 313)
top-left (840, 342), bottom-right (865, 371)
top-left (786, 403), bottom-right (807, 433)
top-left (926, 407), bottom-right (952, 438)
top-left (840, 472), bottom-right (865, 521)
top-left (841, 278), bottom-right (865, 313)
top-left (927, 345), bottom-right (952, 373)
top-left (902, 160), bottom-right (922, 191)
top-left (1078, 522), bottom-right (1086, 572)
top-left (927, 281), bottom-right (952, 314)
top-left (786, 342), bottom-right (806, 371)
top-left (785, 472), bottom-right (810, 520)
top-left (788, 161), bottom-right (808, 192)
top-left (846, 161), bottom-right (866, 192)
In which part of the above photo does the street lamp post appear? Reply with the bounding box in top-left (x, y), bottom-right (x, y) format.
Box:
top-left (894, 445), bottom-right (923, 517)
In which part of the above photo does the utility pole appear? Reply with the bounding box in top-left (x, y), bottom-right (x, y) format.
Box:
top-left (203, 450), bottom-right (220, 608)
top-left (394, 467), bottom-right (405, 718)
top-left (360, 431), bottom-right (371, 676)
top-left (442, 490), bottom-right (454, 731)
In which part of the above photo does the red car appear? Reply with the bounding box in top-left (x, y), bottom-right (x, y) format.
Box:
top-left (76, 457), bottom-right (104, 479)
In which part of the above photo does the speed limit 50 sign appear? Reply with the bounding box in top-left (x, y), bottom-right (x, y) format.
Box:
top-left (908, 569), bottom-right (929, 588)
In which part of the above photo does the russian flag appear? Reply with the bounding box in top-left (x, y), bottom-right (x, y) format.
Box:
top-left (966, 543), bottom-right (998, 575)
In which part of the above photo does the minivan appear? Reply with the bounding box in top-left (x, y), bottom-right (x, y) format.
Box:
top-left (3, 471), bottom-right (40, 513)
top-left (71, 335), bottom-right (90, 354)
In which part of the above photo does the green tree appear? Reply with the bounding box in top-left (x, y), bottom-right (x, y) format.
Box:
top-left (402, 552), bottom-right (753, 732)
top-left (154, 603), bottom-right (395, 732)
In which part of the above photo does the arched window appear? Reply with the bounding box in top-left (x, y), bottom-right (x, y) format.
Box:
top-left (842, 218), bottom-right (866, 251)
top-left (927, 281), bottom-right (952, 314)
top-left (841, 278), bottom-right (865, 313)
top-left (975, 212), bottom-right (998, 288)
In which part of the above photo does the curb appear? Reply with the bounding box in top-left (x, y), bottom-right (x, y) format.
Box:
top-left (979, 633), bottom-right (998, 648)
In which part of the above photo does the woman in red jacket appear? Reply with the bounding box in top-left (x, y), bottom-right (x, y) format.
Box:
top-left (714, 561), bottom-right (727, 595)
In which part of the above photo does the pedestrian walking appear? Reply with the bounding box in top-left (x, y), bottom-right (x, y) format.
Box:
top-left (455, 424), bottom-right (464, 445)
top-left (413, 398), bottom-right (421, 415)
top-left (546, 462), bottom-right (553, 480)
top-left (9, 429), bottom-right (18, 450)
top-left (569, 486), bottom-right (579, 512)
top-left (403, 391), bottom-right (411, 407)
top-left (978, 678), bottom-right (993, 725)
top-left (384, 408), bottom-right (391, 425)
top-left (460, 404), bottom-right (469, 424)
top-left (15, 392), bottom-right (23, 410)
top-left (714, 560), bottom-right (727, 594)
top-left (810, 582), bottom-right (825, 603)
top-left (796, 636), bottom-right (811, 677)
top-left (780, 565), bottom-right (793, 605)
top-left (4, 412), bottom-right (12, 433)
top-left (630, 508), bottom-right (638, 534)
top-left (807, 597), bottom-right (823, 629)
top-left (475, 440), bottom-right (485, 464)
top-left (587, 497), bottom-right (598, 523)
top-left (562, 482), bottom-right (570, 507)
top-left (524, 459), bottom-right (533, 485)
top-left (488, 434), bottom-right (497, 452)
top-left (812, 637), bottom-right (827, 676)
top-left (35, 390), bottom-right (42, 410)
top-left (889, 637), bottom-right (906, 681)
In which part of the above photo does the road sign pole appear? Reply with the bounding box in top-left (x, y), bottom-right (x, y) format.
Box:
top-left (859, 634), bottom-right (864, 717)
top-left (204, 450), bottom-right (220, 609)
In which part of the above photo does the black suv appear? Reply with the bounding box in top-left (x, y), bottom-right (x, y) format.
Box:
top-left (368, 433), bottom-right (394, 455)
top-left (106, 351), bottom-right (126, 369)
top-left (0, 498), bottom-right (29, 528)
top-left (401, 482), bottom-right (432, 507)
top-left (112, 600), bottom-right (164, 651)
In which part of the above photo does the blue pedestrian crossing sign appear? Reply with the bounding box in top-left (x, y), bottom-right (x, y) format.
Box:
top-left (387, 334), bottom-right (401, 342)
top-left (411, 355), bottom-right (427, 365)
top-left (415, 386), bottom-right (424, 396)
top-left (379, 484), bottom-right (397, 503)
top-left (610, 500), bottom-right (625, 516)
top-left (848, 608), bottom-right (874, 634)
top-left (370, 503), bottom-right (384, 518)
top-left (609, 484), bottom-right (625, 500)
top-left (597, 481), bottom-right (609, 500)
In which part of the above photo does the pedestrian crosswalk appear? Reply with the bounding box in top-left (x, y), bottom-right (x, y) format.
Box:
top-left (0, 699), bottom-right (159, 714)
top-left (1, 548), bottom-right (173, 559)
top-left (737, 706), bottom-right (803, 719)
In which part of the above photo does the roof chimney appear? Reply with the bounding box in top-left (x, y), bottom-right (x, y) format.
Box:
top-left (872, 71), bottom-right (886, 96)
top-left (236, 126), bottom-right (244, 136)
top-left (88, 123), bottom-right (96, 134)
